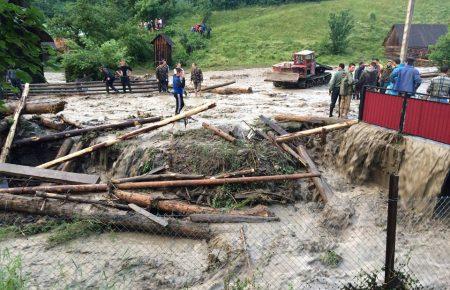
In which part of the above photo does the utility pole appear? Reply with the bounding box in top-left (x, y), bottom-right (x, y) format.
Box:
top-left (399, 0), bottom-right (415, 63)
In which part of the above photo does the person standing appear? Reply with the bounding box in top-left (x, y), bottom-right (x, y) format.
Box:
top-left (354, 62), bottom-right (365, 99)
top-left (190, 63), bottom-right (203, 97)
top-left (117, 60), bottom-right (133, 93)
top-left (328, 63), bottom-right (346, 117)
top-left (173, 67), bottom-right (186, 115)
top-left (358, 62), bottom-right (378, 99)
top-left (391, 57), bottom-right (421, 96)
top-left (6, 69), bottom-right (23, 98)
top-left (339, 63), bottom-right (356, 118)
top-left (99, 66), bottom-right (119, 94)
top-left (427, 65), bottom-right (450, 103)
top-left (379, 60), bottom-right (395, 93)
top-left (156, 60), bottom-right (169, 93)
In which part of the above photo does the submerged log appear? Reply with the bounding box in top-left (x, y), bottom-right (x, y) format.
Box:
top-left (274, 114), bottom-right (347, 125)
top-left (0, 173), bottom-right (320, 194)
top-left (14, 116), bottom-right (162, 146)
top-left (36, 103), bottom-right (216, 169)
top-left (275, 120), bottom-right (358, 143)
top-left (2, 100), bottom-right (66, 116)
top-left (33, 116), bottom-right (66, 131)
top-left (202, 122), bottom-right (236, 143)
top-left (0, 84), bottom-right (29, 163)
top-left (189, 214), bottom-right (279, 223)
top-left (210, 87), bottom-right (253, 95)
top-left (0, 193), bottom-right (211, 239)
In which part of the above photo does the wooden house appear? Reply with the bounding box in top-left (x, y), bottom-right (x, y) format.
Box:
top-left (383, 24), bottom-right (448, 59)
top-left (151, 34), bottom-right (174, 66)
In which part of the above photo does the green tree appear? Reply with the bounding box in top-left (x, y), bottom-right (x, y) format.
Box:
top-left (429, 32), bottom-right (450, 67)
top-left (327, 10), bottom-right (354, 54)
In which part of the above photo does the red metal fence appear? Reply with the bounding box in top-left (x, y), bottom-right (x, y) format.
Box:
top-left (360, 89), bottom-right (450, 145)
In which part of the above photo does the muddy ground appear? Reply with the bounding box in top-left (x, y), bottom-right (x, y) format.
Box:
top-left (1, 68), bottom-right (448, 289)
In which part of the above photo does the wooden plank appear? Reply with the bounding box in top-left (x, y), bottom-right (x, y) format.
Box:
top-left (128, 203), bottom-right (169, 227)
top-left (0, 163), bottom-right (100, 185)
top-left (189, 214), bottom-right (280, 223)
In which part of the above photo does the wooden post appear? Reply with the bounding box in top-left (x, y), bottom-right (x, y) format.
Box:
top-left (399, 0), bottom-right (415, 63)
top-left (36, 103), bottom-right (216, 169)
top-left (0, 83), bottom-right (29, 163)
top-left (384, 175), bottom-right (399, 289)
top-left (202, 122), bottom-right (236, 143)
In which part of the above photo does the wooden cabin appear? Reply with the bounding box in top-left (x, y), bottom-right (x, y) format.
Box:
top-left (383, 24), bottom-right (448, 59)
top-left (151, 34), bottom-right (174, 66)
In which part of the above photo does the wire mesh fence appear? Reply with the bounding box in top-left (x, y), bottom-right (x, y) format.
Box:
top-left (0, 177), bottom-right (448, 289)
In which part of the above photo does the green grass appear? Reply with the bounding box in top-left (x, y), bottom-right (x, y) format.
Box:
top-left (320, 250), bottom-right (343, 268)
top-left (0, 249), bottom-right (27, 290)
top-left (171, 0), bottom-right (449, 68)
top-left (46, 220), bottom-right (109, 248)
top-left (0, 220), bottom-right (62, 241)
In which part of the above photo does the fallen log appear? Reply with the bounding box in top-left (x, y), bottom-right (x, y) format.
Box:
top-left (50, 138), bottom-right (74, 170)
top-left (32, 116), bottom-right (66, 131)
top-left (274, 114), bottom-right (347, 125)
top-left (37, 103), bottom-right (216, 169)
top-left (2, 100), bottom-right (66, 116)
top-left (210, 87), bottom-right (252, 95)
top-left (267, 131), bottom-right (307, 167)
top-left (59, 115), bottom-right (82, 129)
top-left (110, 164), bottom-right (169, 183)
top-left (0, 84), bottom-right (29, 163)
top-left (14, 116), bottom-right (162, 146)
top-left (112, 173), bottom-right (204, 184)
top-left (259, 115), bottom-right (333, 203)
top-left (189, 214), bottom-right (279, 223)
top-left (60, 140), bottom-right (85, 172)
top-left (0, 173), bottom-right (320, 194)
top-left (114, 190), bottom-right (274, 217)
top-left (212, 168), bottom-right (255, 179)
top-left (34, 191), bottom-right (129, 210)
top-left (188, 81), bottom-right (236, 93)
top-left (0, 163), bottom-right (100, 185)
top-left (0, 193), bottom-right (211, 240)
top-left (202, 122), bottom-right (236, 143)
top-left (275, 120), bottom-right (358, 143)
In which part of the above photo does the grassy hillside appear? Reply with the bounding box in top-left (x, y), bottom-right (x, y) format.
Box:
top-left (173, 0), bottom-right (449, 68)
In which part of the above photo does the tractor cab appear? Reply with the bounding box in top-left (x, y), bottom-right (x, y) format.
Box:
top-left (293, 50), bottom-right (316, 76)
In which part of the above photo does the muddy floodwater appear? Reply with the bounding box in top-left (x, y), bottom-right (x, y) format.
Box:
top-left (1, 68), bottom-right (448, 289)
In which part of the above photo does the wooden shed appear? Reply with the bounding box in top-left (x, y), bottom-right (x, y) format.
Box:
top-left (151, 34), bottom-right (174, 66)
top-left (383, 24), bottom-right (448, 59)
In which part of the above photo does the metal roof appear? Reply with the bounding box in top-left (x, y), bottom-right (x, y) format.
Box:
top-left (383, 24), bottom-right (448, 48)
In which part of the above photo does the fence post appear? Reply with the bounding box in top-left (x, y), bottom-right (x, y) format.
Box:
top-left (358, 86), bottom-right (366, 121)
top-left (384, 174), bottom-right (399, 289)
top-left (399, 94), bottom-right (408, 133)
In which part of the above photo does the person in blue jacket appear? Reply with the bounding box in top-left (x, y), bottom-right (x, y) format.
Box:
top-left (173, 67), bottom-right (185, 115)
top-left (391, 57), bottom-right (421, 96)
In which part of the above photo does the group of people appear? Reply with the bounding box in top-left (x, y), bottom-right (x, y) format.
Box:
top-left (329, 57), bottom-right (449, 118)
top-left (140, 18), bottom-right (164, 32)
top-left (155, 59), bottom-right (204, 117)
top-left (99, 60), bottom-right (133, 94)
top-left (190, 22), bottom-right (211, 38)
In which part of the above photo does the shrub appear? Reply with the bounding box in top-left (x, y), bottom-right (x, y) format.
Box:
top-left (327, 10), bottom-right (354, 54)
top-left (429, 32), bottom-right (450, 67)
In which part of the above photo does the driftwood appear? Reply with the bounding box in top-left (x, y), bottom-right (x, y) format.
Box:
top-left (34, 191), bottom-right (129, 210)
top-left (259, 115), bottom-right (333, 203)
top-left (0, 173), bottom-right (320, 195)
top-left (212, 168), bottom-right (255, 179)
top-left (0, 84), bottom-right (29, 163)
top-left (14, 116), bottom-right (162, 146)
top-left (60, 140), bottom-right (85, 172)
top-left (189, 214), bottom-right (279, 223)
top-left (59, 115), bottom-right (83, 129)
top-left (112, 173), bottom-right (204, 184)
top-left (110, 164), bottom-right (169, 183)
top-left (0, 163), bottom-right (100, 185)
top-left (267, 131), bottom-right (307, 167)
top-left (276, 120), bottom-right (358, 143)
top-left (55, 138), bottom-right (74, 159)
top-left (210, 87), bottom-right (253, 95)
top-left (202, 122), bottom-right (236, 143)
top-left (114, 190), bottom-right (274, 217)
top-left (0, 193), bottom-right (211, 239)
top-left (274, 114), bottom-right (347, 125)
top-left (37, 103), bottom-right (216, 169)
top-left (33, 116), bottom-right (66, 131)
top-left (190, 81), bottom-right (236, 93)
top-left (2, 100), bottom-right (66, 116)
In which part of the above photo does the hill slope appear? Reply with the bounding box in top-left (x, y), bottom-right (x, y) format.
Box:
top-left (174, 0), bottom-right (449, 68)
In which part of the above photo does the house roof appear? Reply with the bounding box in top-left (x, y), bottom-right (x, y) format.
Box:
top-left (383, 24), bottom-right (448, 48)
top-left (151, 34), bottom-right (174, 47)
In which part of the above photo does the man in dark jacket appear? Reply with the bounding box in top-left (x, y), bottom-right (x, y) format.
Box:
top-left (173, 67), bottom-right (186, 115)
top-left (117, 60), bottom-right (132, 93)
top-left (358, 62), bottom-right (378, 99)
top-left (190, 63), bottom-right (203, 97)
top-left (156, 60), bottom-right (169, 93)
top-left (328, 63), bottom-right (346, 117)
top-left (354, 62), bottom-right (365, 99)
top-left (99, 66), bottom-right (119, 94)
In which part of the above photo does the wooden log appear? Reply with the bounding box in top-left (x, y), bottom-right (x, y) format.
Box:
top-left (2, 100), bottom-right (66, 116)
top-left (212, 168), bottom-right (255, 179)
top-left (267, 131), bottom-right (307, 167)
top-left (188, 81), bottom-right (236, 93)
top-left (114, 190), bottom-right (274, 217)
top-left (34, 191), bottom-right (129, 210)
top-left (189, 214), bottom-right (279, 223)
top-left (259, 115), bottom-right (333, 203)
top-left (202, 122), bottom-right (236, 143)
top-left (36, 103), bottom-right (217, 169)
top-left (0, 193), bottom-right (211, 240)
top-left (274, 114), bottom-right (347, 125)
top-left (33, 116), bottom-right (66, 131)
top-left (275, 120), bottom-right (358, 143)
top-left (112, 173), bottom-right (204, 184)
top-left (60, 140), bottom-right (85, 172)
top-left (50, 138), bottom-right (74, 170)
top-left (59, 115), bottom-right (83, 129)
top-left (0, 173), bottom-right (320, 195)
top-left (0, 163), bottom-right (100, 184)
top-left (0, 84), bottom-right (29, 163)
top-left (14, 116), bottom-right (162, 146)
top-left (111, 164), bottom-right (169, 183)
top-left (210, 87), bottom-right (253, 95)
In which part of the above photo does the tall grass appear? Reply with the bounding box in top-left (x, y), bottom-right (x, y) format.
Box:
top-left (0, 250), bottom-right (27, 290)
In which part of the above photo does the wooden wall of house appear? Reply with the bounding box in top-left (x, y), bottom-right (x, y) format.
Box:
top-left (384, 46), bottom-right (430, 60)
top-left (153, 37), bottom-right (172, 66)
